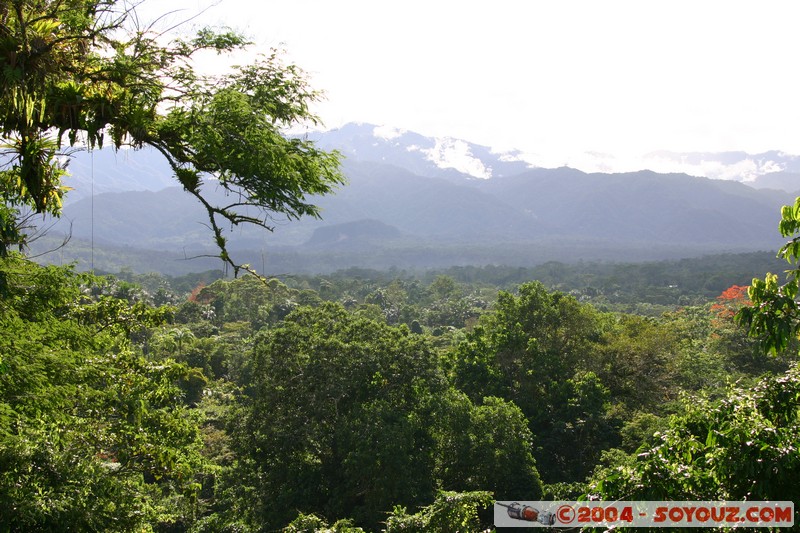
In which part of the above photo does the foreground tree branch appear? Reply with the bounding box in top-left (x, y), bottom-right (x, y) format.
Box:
top-left (0, 0), bottom-right (344, 273)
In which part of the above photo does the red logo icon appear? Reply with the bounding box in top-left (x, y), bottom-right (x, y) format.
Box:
top-left (557, 505), bottom-right (576, 524)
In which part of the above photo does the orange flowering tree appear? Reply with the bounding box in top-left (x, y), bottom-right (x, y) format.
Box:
top-left (711, 284), bottom-right (750, 321)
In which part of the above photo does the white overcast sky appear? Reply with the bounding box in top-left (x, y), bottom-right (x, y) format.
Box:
top-left (137, 0), bottom-right (800, 164)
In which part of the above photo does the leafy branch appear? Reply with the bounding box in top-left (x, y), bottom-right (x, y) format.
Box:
top-left (736, 197), bottom-right (800, 354)
top-left (0, 0), bottom-right (344, 274)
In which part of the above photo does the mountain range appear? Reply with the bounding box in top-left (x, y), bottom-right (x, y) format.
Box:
top-left (30, 123), bottom-right (799, 274)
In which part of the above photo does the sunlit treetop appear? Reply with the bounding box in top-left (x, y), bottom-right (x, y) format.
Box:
top-left (0, 0), bottom-right (344, 274)
top-left (737, 197), bottom-right (800, 354)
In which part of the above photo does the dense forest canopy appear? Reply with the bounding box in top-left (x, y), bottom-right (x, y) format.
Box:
top-left (2, 245), bottom-right (800, 530)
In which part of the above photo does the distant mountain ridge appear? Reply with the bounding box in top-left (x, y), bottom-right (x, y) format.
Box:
top-left (30, 123), bottom-right (800, 273)
top-left (312, 123), bottom-right (800, 191)
top-left (62, 147), bottom-right (175, 203)
top-left (640, 150), bottom-right (800, 192)
top-left (58, 122), bottom-right (800, 193)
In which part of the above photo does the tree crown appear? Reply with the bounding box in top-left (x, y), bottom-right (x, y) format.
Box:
top-left (0, 0), bottom-right (344, 273)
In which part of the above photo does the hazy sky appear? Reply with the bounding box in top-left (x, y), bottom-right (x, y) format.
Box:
top-left (137, 0), bottom-right (800, 166)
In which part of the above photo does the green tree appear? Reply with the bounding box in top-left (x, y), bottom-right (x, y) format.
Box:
top-left (384, 491), bottom-right (495, 533)
top-left (283, 514), bottom-right (366, 533)
top-left (230, 303), bottom-right (446, 530)
top-left (592, 313), bottom-right (680, 412)
top-left (0, 0), bottom-right (343, 273)
top-left (229, 302), bottom-right (543, 531)
top-left (590, 365), bottom-right (800, 511)
top-left (0, 254), bottom-right (208, 530)
top-left (737, 197), bottom-right (800, 354)
top-left (429, 275), bottom-right (461, 300)
top-left (452, 281), bottom-right (619, 483)
top-left (191, 276), bottom-right (299, 327)
top-left (434, 392), bottom-right (542, 502)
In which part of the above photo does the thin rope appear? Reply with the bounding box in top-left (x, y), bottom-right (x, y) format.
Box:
top-left (91, 149), bottom-right (94, 273)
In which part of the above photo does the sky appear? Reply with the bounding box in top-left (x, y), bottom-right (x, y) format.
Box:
top-left (136, 0), bottom-right (800, 173)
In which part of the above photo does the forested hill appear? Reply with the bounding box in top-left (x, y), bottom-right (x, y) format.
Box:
top-left (39, 145), bottom-right (793, 274)
top-left (471, 167), bottom-right (788, 245)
